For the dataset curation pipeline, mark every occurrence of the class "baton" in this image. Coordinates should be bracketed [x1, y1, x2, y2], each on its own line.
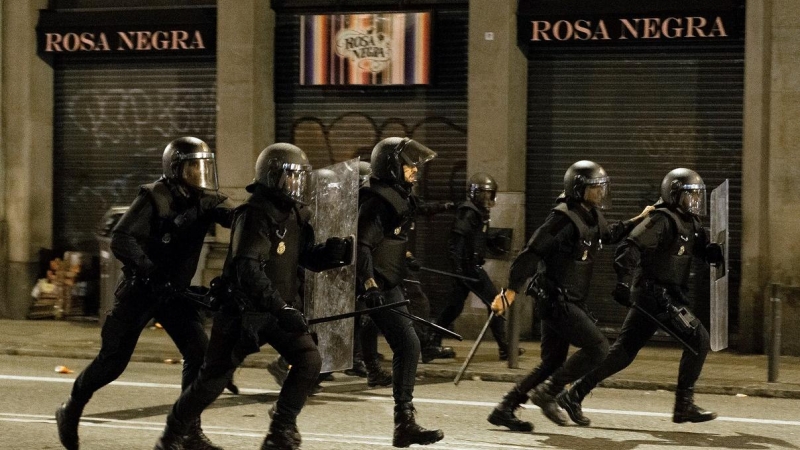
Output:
[632, 303, 699, 356]
[308, 300, 410, 325]
[390, 309, 463, 341]
[419, 266, 480, 283]
[453, 312, 493, 386]
[454, 289, 512, 385]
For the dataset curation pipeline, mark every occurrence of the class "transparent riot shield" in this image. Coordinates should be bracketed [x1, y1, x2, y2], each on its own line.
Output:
[304, 158, 359, 372]
[710, 180, 729, 351]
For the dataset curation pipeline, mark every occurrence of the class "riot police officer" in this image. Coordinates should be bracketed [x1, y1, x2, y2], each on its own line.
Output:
[357, 137, 444, 447]
[432, 173, 516, 360]
[56, 137, 232, 450]
[560, 168, 724, 425]
[487, 161, 653, 431]
[153, 143, 353, 450]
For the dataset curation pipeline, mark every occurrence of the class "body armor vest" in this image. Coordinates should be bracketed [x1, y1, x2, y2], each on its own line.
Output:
[361, 183, 414, 289]
[543, 202, 608, 300]
[641, 207, 698, 288]
[141, 180, 224, 286]
[455, 201, 490, 263]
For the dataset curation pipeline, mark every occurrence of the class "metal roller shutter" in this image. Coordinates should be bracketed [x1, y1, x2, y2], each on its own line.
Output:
[53, 57, 216, 252]
[274, 8, 469, 316]
[525, 42, 744, 334]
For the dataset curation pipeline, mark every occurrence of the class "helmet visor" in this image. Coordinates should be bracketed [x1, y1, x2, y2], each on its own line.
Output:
[679, 186, 707, 216]
[397, 139, 437, 168]
[181, 154, 219, 191]
[472, 189, 497, 209]
[280, 164, 312, 204]
[584, 178, 611, 210]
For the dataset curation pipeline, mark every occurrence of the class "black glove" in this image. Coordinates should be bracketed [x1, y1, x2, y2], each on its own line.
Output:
[612, 282, 632, 308]
[360, 287, 385, 308]
[276, 306, 308, 334]
[406, 256, 421, 272]
[324, 236, 354, 265]
[705, 243, 724, 265]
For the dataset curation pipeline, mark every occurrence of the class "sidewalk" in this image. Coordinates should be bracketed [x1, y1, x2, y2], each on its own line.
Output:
[1, 319, 799, 399]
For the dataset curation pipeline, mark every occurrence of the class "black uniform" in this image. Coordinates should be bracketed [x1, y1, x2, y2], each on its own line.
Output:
[510, 199, 639, 393]
[435, 200, 510, 357]
[74, 180, 231, 398]
[356, 181, 421, 403]
[569, 205, 713, 401]
[162, 186, 350, 440]
[59, 179, 231, 444]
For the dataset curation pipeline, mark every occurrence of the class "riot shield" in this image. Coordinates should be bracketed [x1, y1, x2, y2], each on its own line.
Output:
[710, 180, 729, 351]
[304, 158, 359, 372]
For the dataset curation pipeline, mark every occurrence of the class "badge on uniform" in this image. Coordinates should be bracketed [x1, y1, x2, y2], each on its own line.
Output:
[277, 241, 286, 255]
[162, 233, 171, 244]
[678, 245, 685, 256]
[581, 249, 589, 261]
[394, 227, 401, 235]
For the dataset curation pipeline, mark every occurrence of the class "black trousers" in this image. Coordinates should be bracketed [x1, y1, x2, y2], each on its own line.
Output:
[167, 309, 321, 433]
[516, 301, 609, 394]
[361, 287, 419, 405]
[70, 277, 208, 404]
[573, 292, 710, 397]
[435, 268, 506, 350]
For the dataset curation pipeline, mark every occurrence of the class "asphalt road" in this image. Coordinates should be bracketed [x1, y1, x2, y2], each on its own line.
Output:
[0, 354, 798, 450]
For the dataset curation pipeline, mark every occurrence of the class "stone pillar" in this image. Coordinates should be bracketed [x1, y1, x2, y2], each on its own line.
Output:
[455, 0, 529, 340]
[208, 0, 275, 280]
[740, 0, 773, 353]
[1, 0, 53, 319]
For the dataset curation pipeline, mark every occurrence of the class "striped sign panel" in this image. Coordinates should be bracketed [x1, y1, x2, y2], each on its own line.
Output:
[300, 12, 431, 85]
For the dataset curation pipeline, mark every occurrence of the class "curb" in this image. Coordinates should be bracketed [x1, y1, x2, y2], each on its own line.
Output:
[4, 347, 800, 400]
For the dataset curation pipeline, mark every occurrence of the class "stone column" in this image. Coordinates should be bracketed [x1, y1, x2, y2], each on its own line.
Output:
[455, 0, 529, 340]
[206, 0, 275, 284]
[1, 0, 53, 318]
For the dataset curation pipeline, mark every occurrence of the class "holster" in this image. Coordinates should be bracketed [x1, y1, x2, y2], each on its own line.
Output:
[527, 273, 568, 320]
[646, 281, 700, 334]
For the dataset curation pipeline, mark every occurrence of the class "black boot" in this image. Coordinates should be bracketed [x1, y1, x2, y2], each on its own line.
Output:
[498, 346, 526, 362]
[421, 333, 456, 364]
[365, 359, 392, 387]
[266, 357, 289, 387]
[487, 388, 534, 432]
[557, 388, 591, 426]
[392, 403, 444, 448]
[56, 396, 84, 450]
[529, 378, 568, 426]
[673, 388, 717, 423]
[344, 359, 368, 377]
[153, 423, 185, 450]
[261, 413, 301, 450]
[183, 418, 224, 450]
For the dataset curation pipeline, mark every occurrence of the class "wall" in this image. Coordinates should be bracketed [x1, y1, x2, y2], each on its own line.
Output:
[1, 0, 53, 319]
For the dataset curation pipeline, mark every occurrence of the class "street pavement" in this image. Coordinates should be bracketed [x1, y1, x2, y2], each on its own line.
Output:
[0, 319, 799, 399]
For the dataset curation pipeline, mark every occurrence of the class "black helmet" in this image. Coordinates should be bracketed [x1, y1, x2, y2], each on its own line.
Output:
[563, 160, 611, 210]
[247, 143, 312, 204]
[162, 137, 218, 191]
[370, 137, 436, 184]
[660, 168, 706, 216]
[358, 160, 372, 188]
[468, 172, 498, 209]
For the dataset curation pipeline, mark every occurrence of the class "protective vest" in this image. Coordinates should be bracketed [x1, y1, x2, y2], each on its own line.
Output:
[229, 195, 307, 308]
[361, 182, 414, 289]
[641, 207, 699, 288]
[141, 180, 226, 286]
[454, 201, 490, 264]
[543, 202, 608, 300]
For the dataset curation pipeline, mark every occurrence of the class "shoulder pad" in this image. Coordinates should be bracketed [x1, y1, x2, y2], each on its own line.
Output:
[140, 181, 172, 219]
